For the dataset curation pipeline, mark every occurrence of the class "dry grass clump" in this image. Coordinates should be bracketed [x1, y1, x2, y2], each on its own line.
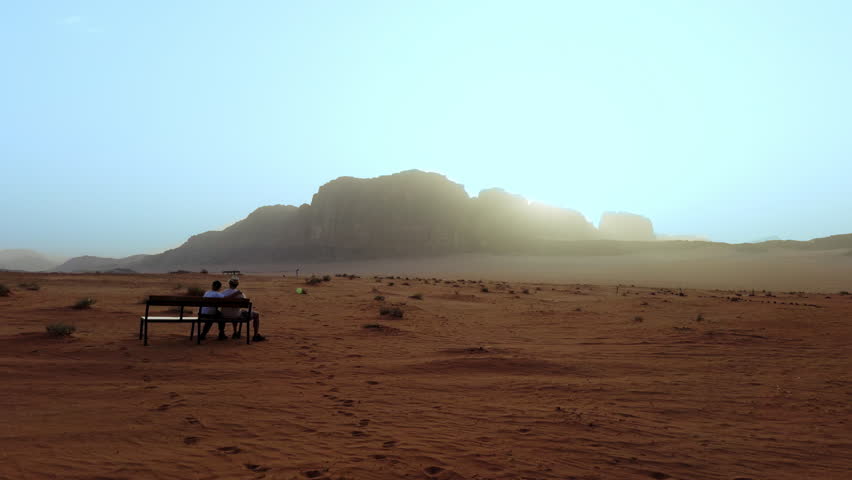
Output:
[72, 297, 96, 309]
[46, 323, 76, 337]
[185, 286, 205, 296]
[18, 282, 40, 291]
[322, 275, 331, 282]
[633, 315, 644, 323]
[409, 293, 423, 300]
[306, 276, 322, 285]
[0, 284, 10, 297]
[480, 287, 489, 293]
[379, 306, 404, 318]
[374, 295, 385, 301]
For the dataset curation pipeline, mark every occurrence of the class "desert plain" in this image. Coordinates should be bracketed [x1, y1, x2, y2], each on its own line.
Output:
[0, 270, 850, 480]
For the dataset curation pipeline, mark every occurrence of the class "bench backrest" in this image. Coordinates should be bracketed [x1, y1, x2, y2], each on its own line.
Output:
[146, 295, 251, 308]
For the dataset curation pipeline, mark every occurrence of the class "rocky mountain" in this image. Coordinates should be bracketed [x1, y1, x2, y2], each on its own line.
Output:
[0, 249, 65, 272]
[50, 170, 852, 273]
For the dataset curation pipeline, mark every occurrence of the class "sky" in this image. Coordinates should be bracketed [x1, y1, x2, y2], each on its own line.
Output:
[2, 0, 851, 258]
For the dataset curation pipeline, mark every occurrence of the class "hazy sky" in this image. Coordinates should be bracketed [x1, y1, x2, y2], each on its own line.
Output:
[2, 1, 851, 258]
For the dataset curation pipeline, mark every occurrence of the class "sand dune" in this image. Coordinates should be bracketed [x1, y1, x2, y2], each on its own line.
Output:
[0, 271, 850, 479]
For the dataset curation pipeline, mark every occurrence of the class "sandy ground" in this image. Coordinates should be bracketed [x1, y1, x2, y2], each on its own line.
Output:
[0, 271, 850, 480]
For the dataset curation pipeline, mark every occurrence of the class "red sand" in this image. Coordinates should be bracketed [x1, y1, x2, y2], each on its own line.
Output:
[1, 272, 850, 479]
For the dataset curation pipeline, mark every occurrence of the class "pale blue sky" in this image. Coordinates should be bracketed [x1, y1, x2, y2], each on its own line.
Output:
[2, 1, 850, 257]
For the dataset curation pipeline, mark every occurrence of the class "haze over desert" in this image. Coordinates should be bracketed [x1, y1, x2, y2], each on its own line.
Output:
[4, 1, 852, 478]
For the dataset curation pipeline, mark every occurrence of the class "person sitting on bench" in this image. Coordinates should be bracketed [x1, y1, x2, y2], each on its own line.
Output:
[222, 277, 266, 342]
[198, 280, 243, 341]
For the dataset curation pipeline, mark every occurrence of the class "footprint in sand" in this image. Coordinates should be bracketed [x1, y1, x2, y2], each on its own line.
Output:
[185, 416, 200, 425]
[183, 436, 200, 445]
[358, 419, 370, 427]
[217, 446, 242, 455]
[424, 466, 444, 476]
[351, 431, 367, 437]
[382, 440, 397, 448]
[302, 470, 324, 478]
[155, 404, 171, 411]
[244, 464, 270, 472]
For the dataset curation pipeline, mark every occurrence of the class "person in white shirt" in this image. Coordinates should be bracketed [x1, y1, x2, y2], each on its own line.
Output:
[221, 277, 265, 342]
[198, 280, 244, 341]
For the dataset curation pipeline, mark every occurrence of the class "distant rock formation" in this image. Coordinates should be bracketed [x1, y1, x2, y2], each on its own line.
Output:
[0, 249, 65, 272]
[598, 212, 655, 241]
[55, 170, 851, 272]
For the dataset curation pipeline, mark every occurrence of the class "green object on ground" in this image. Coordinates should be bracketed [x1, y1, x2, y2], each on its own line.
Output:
[296, 288, 304, 294]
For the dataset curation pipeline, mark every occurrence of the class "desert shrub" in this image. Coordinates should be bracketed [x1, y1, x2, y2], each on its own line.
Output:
[0, 284, 10, 297]
[401, 282, 410, 286]
[481, 287, 489, 293]
[388, 282, 395, 286]
[46, 323, 76, 337]
[363, 323, 383, 329]
[322, 275, 331, 282]
[379, 306, 403, 318]
[306, 276, 322, 285]
[200, 268, 208, 274]
[169, 270, 192, 274]
[574, 307, 583, 312]
[839, 291, 850, 295]
[374, 295, 385, 301]
[72, 297, 96, 309]
[185, 286, 205, 296]
[633, 316, 644, 323]
[695, 313, 705, 322]
[18, 282, 40, 291]
[522, 288, 530, 295]
[409, 293, 423, 300]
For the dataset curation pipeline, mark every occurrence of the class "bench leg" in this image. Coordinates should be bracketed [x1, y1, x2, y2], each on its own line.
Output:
[246, 319, 251, 344]
[143, 320, 149, 346]
[189, 321, 195, 340]
[139, 318, 143, 340]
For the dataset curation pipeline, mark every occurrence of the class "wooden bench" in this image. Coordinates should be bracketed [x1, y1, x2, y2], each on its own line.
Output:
[139, 295, 253, 346]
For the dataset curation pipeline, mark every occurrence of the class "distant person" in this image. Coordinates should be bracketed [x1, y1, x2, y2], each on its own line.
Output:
[222, 277, 265, 342]
[198, 280, 244, 341]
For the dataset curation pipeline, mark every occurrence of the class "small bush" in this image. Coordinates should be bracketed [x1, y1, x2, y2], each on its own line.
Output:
[322, 275, 331, 282]
[388, 282, 395, 286]
[480, 287, 489, 293]
[522, 288, 530, 295]
[46, 323, 76, 337]
[200, 268, 208, 274]
[633, 316, 644, 323]
[18, 282, 40, 291]
[379, 306, 404, 318]
[0, 284, 10, 297]
[306, 276, 322, 285]
[838, 291, 849, 295]
[185, 286, 205, 296]
[72, 297, 96, 309]
[374, 295, 385, 301]
[363, 323, 383, 329]
[695, 313, 705, 322]
[409, 293, 423, 300]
